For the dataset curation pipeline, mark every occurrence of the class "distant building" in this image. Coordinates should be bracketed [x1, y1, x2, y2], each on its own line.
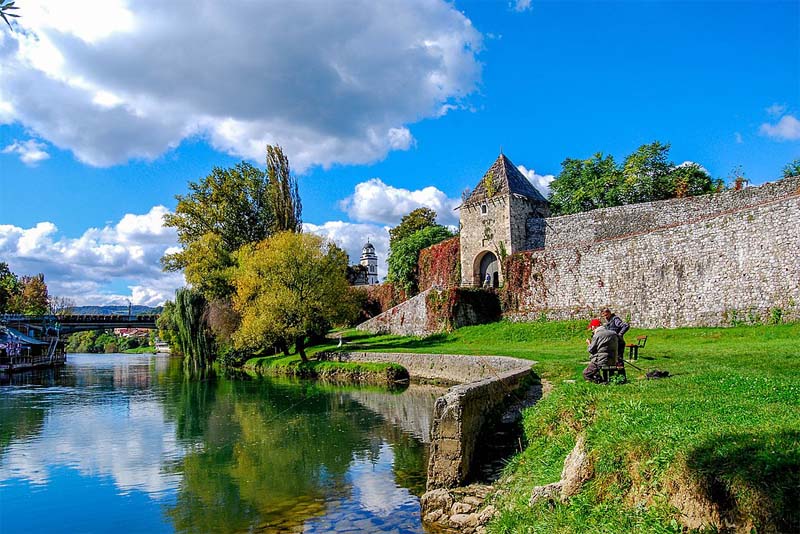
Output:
[351, 239, 378, 286]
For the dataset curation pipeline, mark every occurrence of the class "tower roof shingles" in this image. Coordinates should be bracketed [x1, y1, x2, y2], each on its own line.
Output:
[464, 154, 547, 205]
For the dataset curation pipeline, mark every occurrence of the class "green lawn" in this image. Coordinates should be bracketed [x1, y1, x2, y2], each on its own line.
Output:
[319, 320, 800, 533]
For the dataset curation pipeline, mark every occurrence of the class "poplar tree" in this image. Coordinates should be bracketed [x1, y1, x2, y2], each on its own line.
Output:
[266, 145, 302, 233]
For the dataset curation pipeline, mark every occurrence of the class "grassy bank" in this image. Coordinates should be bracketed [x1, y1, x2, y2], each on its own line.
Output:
[122, 346, 157, 354]
[243, 354, 409, 385]
[327, 320, 800, 532]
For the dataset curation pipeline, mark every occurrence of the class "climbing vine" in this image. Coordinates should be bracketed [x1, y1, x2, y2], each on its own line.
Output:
[484, 171, 497, 197]
[418, 237, 461, 291]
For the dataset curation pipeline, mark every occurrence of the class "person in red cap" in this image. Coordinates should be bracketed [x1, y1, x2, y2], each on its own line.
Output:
[583, 317, 619, 383]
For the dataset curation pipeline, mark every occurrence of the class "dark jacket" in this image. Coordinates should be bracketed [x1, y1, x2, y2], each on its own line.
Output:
[588, 326, 619, 366]
[605, 314, 629, 338]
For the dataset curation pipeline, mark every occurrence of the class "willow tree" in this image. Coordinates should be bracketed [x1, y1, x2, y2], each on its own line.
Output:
[232, 232, 354, 361]
[175, 288, 215, 375]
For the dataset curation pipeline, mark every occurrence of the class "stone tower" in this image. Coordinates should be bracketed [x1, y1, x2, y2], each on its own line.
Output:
[360, 240, 379, 285]
[459, 154, 550, 287]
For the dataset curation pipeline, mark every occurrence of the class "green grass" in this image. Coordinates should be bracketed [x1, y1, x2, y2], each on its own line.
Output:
[324, 320, 800, 532]
[243, 353, 409, 384]
[122, 346, 157, 354]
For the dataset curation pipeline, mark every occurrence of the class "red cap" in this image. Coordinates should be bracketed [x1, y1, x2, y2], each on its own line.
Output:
[588, 318, 602, 330]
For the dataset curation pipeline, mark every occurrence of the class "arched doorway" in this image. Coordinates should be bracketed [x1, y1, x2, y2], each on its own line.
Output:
[475, 251, 499, 288]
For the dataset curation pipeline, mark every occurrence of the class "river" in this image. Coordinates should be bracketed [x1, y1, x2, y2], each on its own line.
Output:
[0, 353, 446, 533]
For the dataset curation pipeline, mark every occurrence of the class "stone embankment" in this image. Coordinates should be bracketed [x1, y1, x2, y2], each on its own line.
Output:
[317, 350, 536, 533]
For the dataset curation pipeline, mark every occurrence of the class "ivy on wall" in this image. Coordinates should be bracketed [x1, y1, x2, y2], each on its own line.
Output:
[500, 252, 557, 314]
[418, 237, 461, 292]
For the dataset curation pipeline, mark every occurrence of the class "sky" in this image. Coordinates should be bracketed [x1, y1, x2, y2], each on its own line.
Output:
[1, 0, 798, 307]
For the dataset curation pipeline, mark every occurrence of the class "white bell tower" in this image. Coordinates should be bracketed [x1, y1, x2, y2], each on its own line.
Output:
[360, 240, 379, 285]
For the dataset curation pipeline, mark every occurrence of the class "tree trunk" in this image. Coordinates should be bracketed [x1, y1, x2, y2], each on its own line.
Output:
[296, 336, 307, 362]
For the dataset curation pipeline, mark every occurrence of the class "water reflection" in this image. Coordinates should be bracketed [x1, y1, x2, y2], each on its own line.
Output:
[0, 353, 440, 533]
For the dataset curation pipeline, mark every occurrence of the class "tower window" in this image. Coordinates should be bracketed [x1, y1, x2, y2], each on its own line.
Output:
[480, 203, 487, 215]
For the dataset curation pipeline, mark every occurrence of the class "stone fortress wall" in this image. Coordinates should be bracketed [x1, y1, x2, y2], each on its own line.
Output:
[508, 176, 800, 327]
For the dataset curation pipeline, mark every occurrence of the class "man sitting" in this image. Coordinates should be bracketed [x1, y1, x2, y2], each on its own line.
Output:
[583, 318, 619, 383]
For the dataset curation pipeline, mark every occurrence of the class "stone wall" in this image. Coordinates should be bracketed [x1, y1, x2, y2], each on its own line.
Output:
[426, 366, 531, 489]
[356, 288, 502, 337]
[317, 350, 533, 490]
[356, 288, 433, 336]
[318, 351, 531, 384]
[505, 189, 800, 327]
[529, 176, 800, 249]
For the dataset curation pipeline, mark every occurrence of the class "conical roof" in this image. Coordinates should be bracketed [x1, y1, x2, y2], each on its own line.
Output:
[464, 154, 547, 205]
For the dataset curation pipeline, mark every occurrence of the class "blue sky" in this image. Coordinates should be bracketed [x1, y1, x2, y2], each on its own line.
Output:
[1, 0, 798, 306]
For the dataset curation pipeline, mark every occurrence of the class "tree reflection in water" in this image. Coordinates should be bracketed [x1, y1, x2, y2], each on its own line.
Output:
[162, 373, 432, 533]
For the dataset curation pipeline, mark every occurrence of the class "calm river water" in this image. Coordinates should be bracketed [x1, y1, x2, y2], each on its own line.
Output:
[0, 353, 445, 533]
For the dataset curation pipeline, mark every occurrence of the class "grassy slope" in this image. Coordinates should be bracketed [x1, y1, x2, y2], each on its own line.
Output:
[324, 320, 800, 533]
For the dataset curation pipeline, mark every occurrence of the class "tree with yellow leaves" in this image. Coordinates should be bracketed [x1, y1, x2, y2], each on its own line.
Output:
[232, 232, 354, 361]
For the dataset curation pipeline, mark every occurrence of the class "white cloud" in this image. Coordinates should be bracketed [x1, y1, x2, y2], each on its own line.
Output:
[510, 0, 533, 12]
[304, 220, 390, 280]
[0, 206, 183, 306]
[517, 164, 555, 197]
[676, 160, 710, 174]
[766, 103, 787, 117]
[760, 114, 800, 141]
[2, 138, 50, 165]
[734, 132, 743, 144]
[339, 178, 460, 226]
[1, 0, 482, 171]
[0, 387, 187, 497]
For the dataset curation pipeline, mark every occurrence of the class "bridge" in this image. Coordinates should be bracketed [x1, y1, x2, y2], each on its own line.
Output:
[0, 313, 159, 335]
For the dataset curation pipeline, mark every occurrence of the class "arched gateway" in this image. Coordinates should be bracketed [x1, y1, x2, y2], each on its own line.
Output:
[474, 250, 499, 288]
[458, 153, 550, 287]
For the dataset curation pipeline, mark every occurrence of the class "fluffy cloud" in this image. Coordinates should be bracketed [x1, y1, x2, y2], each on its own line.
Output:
[340, 178, 460, 226]
[517, 164, 555, 197]
[0, 206, 183, 306]
[759, 114, 800, 141]
[2, 138, 50, 165]
[0, 0, 482, 171]
[0, 391, 186, 496]
[304, 220, 390, 280]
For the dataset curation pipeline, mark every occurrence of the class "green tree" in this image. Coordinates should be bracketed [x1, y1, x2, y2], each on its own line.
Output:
[389, 207, 438, 248]
[232, 232, 354, 361]
[549, 142, 720, 215]
[782, 158, 800, 178]
[175, 288, 216, 376]
[670, 163, 722, 198]
[157, 300, 180, 348]
[548, 153, 622, 215]
[387, 225, 454, 294]
[619, 141, 674, 204]
[266, 145, 302, 233]
[0, 262, 19, 313]
[66, 330, 99, 353]
[181, 233, 236, 300]
[162, 162, 275, 297]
